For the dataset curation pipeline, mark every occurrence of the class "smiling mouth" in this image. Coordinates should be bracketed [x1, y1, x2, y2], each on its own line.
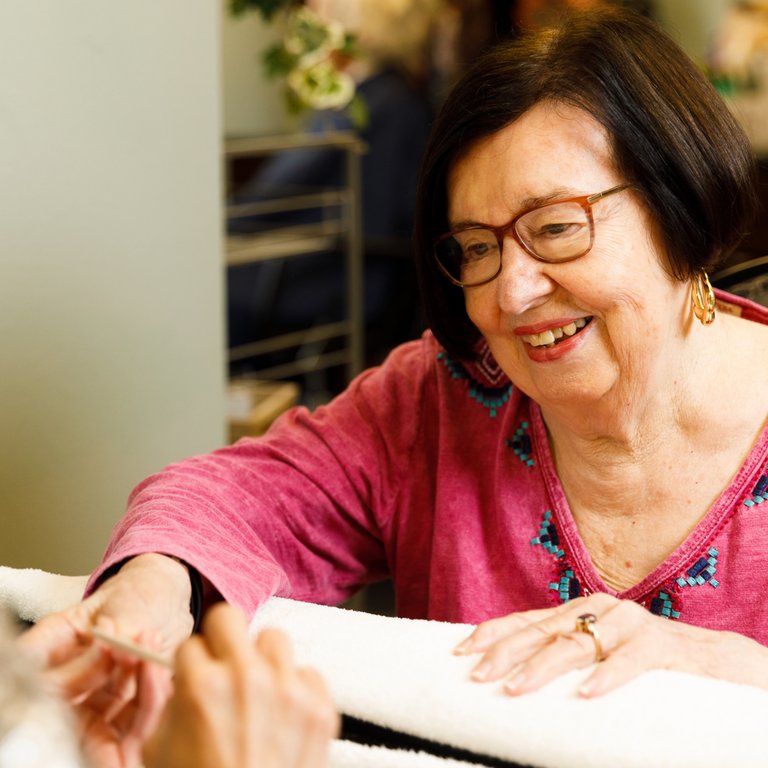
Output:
[521, 317, 593, 348]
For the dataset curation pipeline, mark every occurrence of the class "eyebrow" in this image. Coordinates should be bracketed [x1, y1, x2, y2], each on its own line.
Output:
[448, 188, 579, 230]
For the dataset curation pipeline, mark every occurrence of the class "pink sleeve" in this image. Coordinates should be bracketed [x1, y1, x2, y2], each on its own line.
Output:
[86, 337, 433, 618]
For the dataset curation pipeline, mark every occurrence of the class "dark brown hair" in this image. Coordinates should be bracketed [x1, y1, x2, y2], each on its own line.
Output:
[413, 8, 758, 359]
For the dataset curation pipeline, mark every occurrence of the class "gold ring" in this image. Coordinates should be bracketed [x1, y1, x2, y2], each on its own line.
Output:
[575, 612, 604, 663]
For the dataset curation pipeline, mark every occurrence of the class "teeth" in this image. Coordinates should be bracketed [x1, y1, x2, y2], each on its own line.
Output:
[522, 318, 591, 347]
[538, 330, 555, 345]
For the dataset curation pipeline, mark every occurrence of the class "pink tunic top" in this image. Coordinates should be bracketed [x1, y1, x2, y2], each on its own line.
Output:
[89, 291, 768, 641]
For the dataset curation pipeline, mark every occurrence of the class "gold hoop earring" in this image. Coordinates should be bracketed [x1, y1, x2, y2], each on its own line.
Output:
[691, 271, 716, 326]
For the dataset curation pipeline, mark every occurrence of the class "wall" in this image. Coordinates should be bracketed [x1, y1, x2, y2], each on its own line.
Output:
[221, 5, 291, 136]
[653, 0, 731, 63]
[0, 1, 226, 574]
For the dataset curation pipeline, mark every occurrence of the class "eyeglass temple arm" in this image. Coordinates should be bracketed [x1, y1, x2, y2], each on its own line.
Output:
[586, 183, 630, 204]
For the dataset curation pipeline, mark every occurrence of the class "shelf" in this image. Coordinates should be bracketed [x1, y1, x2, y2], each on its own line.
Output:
[228, 321, 350, 362]
[226, 189, 348, 219]
[226, 222, 345, 266]
[225, 131, 366, 157]
[224, 131, 365, 388]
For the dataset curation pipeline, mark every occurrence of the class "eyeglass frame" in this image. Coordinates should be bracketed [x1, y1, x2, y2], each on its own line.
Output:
[433, 183, 631, 287]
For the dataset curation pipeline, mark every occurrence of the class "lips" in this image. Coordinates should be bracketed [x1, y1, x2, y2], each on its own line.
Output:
[520, 317, 592, 348]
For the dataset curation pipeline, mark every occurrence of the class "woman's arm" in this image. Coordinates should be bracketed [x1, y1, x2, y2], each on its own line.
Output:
[87, 337, 431, 617]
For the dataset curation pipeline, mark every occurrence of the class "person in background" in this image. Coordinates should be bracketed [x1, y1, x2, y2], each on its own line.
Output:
[228, 0, 439, 373]
[21, 3, 768, 756]
[16, 602, 337, 768]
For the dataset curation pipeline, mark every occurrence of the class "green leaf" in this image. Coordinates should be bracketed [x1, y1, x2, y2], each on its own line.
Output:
[340, 32, 359, 57]
[346, 93, 369, 131]
[229, 0, 297, 22]
[284, 87, 308, 116]
[262, 44, 297, 78]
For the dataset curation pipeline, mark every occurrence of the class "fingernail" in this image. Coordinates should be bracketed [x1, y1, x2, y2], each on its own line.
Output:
[471, 660, 491, 681]
[504, 670, 526, 694]
[578, 678, 595, 697]
[453, 638, 473, 655]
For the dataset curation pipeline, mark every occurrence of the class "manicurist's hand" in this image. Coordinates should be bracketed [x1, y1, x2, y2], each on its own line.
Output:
[143, 602, 339, 768]
[18, 553, 194, 767]
[454, 594, 768, 697]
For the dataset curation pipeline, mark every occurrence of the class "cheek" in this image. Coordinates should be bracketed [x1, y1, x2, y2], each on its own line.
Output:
[463, 285, 496, 329]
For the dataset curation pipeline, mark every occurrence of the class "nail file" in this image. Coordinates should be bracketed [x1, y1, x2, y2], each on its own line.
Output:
[90, 626, 174, 669]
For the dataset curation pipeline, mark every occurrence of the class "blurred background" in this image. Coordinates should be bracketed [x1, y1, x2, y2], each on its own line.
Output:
[1, 0, 766, 576]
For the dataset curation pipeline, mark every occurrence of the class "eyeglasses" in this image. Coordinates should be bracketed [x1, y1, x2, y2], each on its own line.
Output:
[434, 183, 630, 287]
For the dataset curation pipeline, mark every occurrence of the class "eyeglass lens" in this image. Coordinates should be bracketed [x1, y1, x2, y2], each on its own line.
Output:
[436, 200, 592, 286]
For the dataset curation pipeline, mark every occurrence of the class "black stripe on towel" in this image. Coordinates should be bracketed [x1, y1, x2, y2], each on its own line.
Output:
[341, 714, 536, 767]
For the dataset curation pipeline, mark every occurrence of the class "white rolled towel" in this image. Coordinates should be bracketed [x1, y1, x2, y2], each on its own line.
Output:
[0, 567, 87, 623]
[252, 597, 768, 768]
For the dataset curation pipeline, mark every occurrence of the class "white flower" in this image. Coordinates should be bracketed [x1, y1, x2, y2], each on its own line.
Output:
[287, 60, 355, 110]
[283, 7, 344, 61]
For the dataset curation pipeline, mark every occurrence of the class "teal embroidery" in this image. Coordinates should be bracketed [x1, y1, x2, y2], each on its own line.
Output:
[437, 351, 512, 417]
[505, 421, 534, 467]
[743, 468, 768, 508]
[531, 511, 582, 602]
[676, 547, 719, 589]
[549, 567, 581, 603]
[531, 510, 562, 556]
[649, 590, 681, 619]
[648, 547, 720, 621]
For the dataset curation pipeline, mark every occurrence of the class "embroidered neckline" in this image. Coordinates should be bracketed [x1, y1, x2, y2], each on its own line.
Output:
[527, 403, 768, 606]
[437, 350, 512, 418]
[531, 509, 721, 620]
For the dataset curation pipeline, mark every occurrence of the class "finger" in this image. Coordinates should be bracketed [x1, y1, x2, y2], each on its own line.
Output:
[252, 631, 308, 766]
[503, 632, 599, 695]
[455, 600, 585, 655]
[575, 616, 676, 698]
[293, 667, 340, 768]
[41, 643, 114, 702]
[122, 661, 174, 750]
[172, 634, 216, 698]
[100, 660, 140, 724]
[577, 645, 648, 697]
[200, 602, 250, 663]
[297, 666, 340, 738]
[469, 628, 558, 682]
[262, 663, 337, 768]
[18, 607, 94, 668]
[254, 627, 295, 678]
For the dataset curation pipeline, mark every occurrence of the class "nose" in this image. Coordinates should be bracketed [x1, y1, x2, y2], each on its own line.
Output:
[494, 234, 557, 315]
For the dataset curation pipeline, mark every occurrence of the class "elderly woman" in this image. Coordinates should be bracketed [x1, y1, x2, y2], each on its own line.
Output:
[24, 5, 768, 745]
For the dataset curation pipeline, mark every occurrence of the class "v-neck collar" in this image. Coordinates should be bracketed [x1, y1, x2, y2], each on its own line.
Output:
[527, 401, 768, 601]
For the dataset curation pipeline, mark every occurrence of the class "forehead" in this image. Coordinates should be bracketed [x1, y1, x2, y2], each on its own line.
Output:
[446, 102, 616, 222]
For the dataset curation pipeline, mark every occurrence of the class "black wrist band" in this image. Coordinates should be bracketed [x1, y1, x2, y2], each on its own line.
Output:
[185, 561, 204, 634]
[97, 555, 203, 633]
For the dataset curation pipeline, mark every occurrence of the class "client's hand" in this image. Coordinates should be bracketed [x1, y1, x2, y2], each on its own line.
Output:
[18, 553, 194, 767]
[454, 594, 768, 697]
[143, 602, 339, 768]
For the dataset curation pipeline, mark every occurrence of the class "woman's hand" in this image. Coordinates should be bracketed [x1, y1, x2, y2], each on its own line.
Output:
[454, 594, 768, 697]
[143, 602, 339, 768]
[67, 651, 172, 768]
[18, 553, 195, 767]
[21, 553, 195, 665]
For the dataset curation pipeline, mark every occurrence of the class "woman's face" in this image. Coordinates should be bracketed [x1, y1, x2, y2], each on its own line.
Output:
[447, 101, 688, 410]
